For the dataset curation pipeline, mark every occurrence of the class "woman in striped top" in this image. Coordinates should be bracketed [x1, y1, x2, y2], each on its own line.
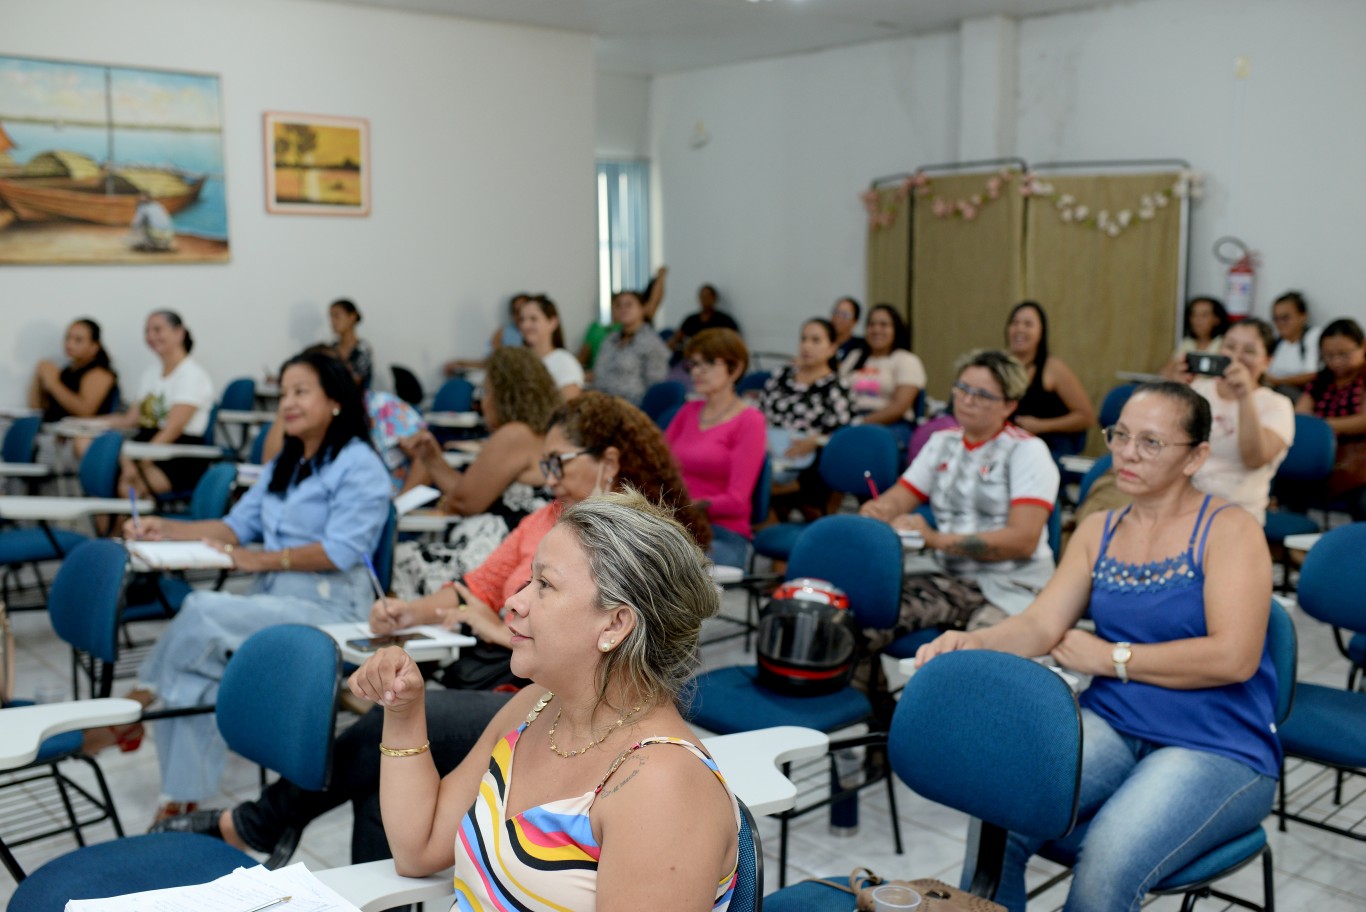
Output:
[348, 489, 741, 911]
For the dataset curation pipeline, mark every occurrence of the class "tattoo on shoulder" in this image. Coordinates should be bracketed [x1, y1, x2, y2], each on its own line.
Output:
[955, 535, 1001, 561]
[598, 753, 648, 800]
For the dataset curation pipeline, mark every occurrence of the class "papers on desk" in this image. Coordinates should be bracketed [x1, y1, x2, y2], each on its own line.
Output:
[126, 541, 235, 570]
[67, 863, 363, 912]
[393, 485, 441, 516]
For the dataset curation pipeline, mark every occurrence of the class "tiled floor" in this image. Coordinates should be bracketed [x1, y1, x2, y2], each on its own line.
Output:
[3, 576, 1366, 910]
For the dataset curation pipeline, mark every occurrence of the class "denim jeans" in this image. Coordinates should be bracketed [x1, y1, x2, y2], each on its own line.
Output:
[708, 525, 752, 570]
[992, 708, 1277, 912]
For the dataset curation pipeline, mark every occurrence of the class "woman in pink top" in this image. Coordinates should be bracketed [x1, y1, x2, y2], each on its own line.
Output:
[665, 328, 767, 568]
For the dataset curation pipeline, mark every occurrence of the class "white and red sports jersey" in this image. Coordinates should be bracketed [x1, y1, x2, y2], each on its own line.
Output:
[899, 424, 1059, 577]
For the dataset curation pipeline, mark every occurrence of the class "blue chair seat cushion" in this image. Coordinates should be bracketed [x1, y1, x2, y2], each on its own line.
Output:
[1278, 683, 1366, 767]
[0, 527, 89, 563]
[1152, 827, 1267, 892]
[688, 665, 871, 734]
[762, 877, 853, 911]
[1263, 511, 1321, 543]
[9, 833, 254, 911]
[753, 523, 804, 561]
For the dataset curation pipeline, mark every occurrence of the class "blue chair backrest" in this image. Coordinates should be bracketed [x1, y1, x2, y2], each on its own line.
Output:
[730, 801, 762, 912]
[432, 377, 475, 413]
[750, 454, 772, 527]
[737, 371, 771, 396]
[48, 540, 128, 667]
[2, 416, 41, 463]
[788, 515, 902, 629]
[1276, 414, 1336, 482]
[641, 381, 687, 423]
[1268, 598, 1296, 726]
[655, 403, 682, 431]
[79, 431, 124, 498]
[819, 424, 900, 497]
[217, 625, 340, 792]
[1098, 383, 1137, 429]
[1296, 523, 1366, 634]
[220, 377, 256, 411]
[1047, 498, 1062, 559]
[891, 650, 1081, 841]
[248, 421, 273, 465]
[373, 504, 399, 592]
[188, 462, 238, 521]
[1076, 453, 1114, 505]
[391, 365, 425, 407]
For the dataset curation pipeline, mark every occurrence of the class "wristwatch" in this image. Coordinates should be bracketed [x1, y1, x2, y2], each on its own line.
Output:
[1112, 642, 1133, 684]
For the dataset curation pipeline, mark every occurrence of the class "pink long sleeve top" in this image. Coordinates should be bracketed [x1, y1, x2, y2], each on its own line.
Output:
[664, 400, 767, 539]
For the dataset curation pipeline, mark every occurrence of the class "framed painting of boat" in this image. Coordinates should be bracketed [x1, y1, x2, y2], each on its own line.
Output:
[263, 112, 370, 216]
[0, 54, 229, 264]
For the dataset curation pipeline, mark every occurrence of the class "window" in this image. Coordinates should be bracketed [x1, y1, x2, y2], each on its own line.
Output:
[596, 160, 651, 322]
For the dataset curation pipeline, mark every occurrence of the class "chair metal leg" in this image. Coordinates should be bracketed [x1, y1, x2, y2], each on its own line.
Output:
[1277, 762, 1288, 832]
[1262, 844, 1275, 912]
[77, 754, 125, 838]
[883, 747, 903, 855]
[0, 836, 26, 882]
[49, 768, 85, 848]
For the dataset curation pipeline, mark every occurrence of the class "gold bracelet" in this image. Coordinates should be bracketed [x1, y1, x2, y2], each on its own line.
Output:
[280, 548, 291, 571]
[379, 741, 430, 758]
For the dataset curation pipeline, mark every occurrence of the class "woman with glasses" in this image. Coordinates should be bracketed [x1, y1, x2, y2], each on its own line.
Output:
[390, 347, 559, 599]
[152, 393, 712, 861]
[916, 381, 1278, 912]
[665, 328, 766, 568]
[860, 349, 1059, 634]
[1295, 318, 1366, 519]
[1267, 291, 1322, 397]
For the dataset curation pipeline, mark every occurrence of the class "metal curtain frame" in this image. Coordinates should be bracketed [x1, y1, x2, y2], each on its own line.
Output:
[1029, 158, 1194, 350]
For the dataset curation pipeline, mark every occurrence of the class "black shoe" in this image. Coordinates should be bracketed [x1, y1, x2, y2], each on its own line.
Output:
[148, 808, 226, 840]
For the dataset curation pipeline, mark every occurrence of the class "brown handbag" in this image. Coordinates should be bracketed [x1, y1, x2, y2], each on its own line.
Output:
[807, 867, 1006, 912]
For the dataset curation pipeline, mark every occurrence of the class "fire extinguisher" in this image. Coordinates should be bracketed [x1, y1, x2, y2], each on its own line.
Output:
[1215, 236, 1257, 320]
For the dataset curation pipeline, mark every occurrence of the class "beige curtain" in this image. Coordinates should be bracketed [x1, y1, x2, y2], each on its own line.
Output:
[910, 173, 1025, 400]
[1023, 173, 1183, 450]
[865, 187, 911, 315]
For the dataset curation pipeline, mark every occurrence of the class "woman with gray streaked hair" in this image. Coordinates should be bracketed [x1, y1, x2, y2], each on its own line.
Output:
[860, 348, 1060, 635]
[349, 489, 745, 911]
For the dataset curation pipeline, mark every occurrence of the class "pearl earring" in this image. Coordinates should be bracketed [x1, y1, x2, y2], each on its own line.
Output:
[600, 642, 611, 652]
[332, 407, 341, 416]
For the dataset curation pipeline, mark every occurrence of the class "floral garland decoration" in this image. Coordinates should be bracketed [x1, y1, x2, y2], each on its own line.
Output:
[861, 169, 1017, 229]
[1018, 170, 1204, 238]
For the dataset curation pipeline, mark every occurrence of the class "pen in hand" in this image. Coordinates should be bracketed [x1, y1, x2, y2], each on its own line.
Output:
[128, 485, 141, 538]
[362, 554, 388, 613]
[863, 470, 880, 500]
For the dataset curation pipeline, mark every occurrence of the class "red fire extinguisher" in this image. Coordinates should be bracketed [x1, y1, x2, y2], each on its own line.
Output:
[1215, 236, 1257, 320]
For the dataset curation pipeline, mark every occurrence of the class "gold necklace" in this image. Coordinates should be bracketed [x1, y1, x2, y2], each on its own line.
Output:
[545, 702, 643, 758]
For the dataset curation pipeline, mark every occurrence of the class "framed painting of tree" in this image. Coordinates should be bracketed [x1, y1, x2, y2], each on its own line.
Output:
[263, 111, 369, 216]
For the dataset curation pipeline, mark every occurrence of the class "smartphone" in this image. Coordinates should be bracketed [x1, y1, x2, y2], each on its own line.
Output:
[1185, 352, 1231, 376]
[344, 632, 433, 652]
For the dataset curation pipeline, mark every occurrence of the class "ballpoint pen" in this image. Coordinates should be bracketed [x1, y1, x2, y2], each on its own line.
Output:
[863, 470, 879, 500]
[362, 553, 387, 610]
[242, 897, 290, 912]
[128, 484, 141, 537]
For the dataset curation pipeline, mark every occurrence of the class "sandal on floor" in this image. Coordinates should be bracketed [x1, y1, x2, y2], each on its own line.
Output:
[150, 800, 200, 826]
[82, 722, 145, 755]
[148, 807, 224, 839]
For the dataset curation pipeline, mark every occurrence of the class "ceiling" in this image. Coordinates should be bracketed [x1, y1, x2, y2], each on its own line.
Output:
[328, 0, 1122, 74]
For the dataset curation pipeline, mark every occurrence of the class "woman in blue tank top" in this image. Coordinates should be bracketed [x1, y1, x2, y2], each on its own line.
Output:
[916, 381, 1279, 912]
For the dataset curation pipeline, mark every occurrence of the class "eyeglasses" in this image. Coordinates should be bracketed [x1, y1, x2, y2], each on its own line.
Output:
[1102, 426, 1195, 459]
[686, 358, 719, 373]
[539, 449, 593, 479]
[951, 381, 1005, 404]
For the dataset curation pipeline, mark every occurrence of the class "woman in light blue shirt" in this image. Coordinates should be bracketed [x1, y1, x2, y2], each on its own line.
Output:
[95, 348, 392, 822]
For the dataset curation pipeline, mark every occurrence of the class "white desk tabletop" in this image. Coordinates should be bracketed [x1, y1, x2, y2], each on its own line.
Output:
[216, 409, 278, 425]
[0, 407, 41, 419]
[1283, 532, 1322, 553]
[0, 495, 153, 521]
[123, 441, 225, 461]
[397, 511, 460, 534]
[424, 411, 482, 429]
[1060, 455, 1097, 475]
[44, 419, 112, 438]
[321, 622, 477, 667]
[257, 383, 281, 399]
[314, 861, 454, 912]
[441, 451, 477, 468]
[1, 698, 143, 770]
[0, 461, 52, 477]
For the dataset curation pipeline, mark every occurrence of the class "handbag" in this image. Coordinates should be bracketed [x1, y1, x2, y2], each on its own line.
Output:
[804, 867, 1005, 912]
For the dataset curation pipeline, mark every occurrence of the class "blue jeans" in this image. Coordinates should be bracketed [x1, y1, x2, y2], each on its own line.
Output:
[708, 525, 752, 570]
[993, 708, 1277, 912]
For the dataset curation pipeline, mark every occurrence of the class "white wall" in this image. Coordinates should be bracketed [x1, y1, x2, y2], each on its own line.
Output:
[0, 0, 596, 405]
[649, 33, 959, 354]
[651, 0, 1366, 355]
[596, 71, 651, 159]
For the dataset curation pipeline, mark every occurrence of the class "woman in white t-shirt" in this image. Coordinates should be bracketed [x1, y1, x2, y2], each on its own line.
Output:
[517, 294, 582, 400]
[97, 310, 216, 497]
[1267, 290, 1323, 398]
[840, 304, 926, 452]
[1187, 318, 1294, 525]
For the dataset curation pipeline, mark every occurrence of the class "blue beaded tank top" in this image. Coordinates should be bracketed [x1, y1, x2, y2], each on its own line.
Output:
[1080, 495, 1281, 778]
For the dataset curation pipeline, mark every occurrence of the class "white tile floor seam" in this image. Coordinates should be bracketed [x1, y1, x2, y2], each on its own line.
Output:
[3, 575, 1365, 909]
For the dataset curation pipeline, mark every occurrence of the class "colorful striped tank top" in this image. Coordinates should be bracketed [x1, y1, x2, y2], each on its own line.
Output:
[451, 719, 740, 911]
